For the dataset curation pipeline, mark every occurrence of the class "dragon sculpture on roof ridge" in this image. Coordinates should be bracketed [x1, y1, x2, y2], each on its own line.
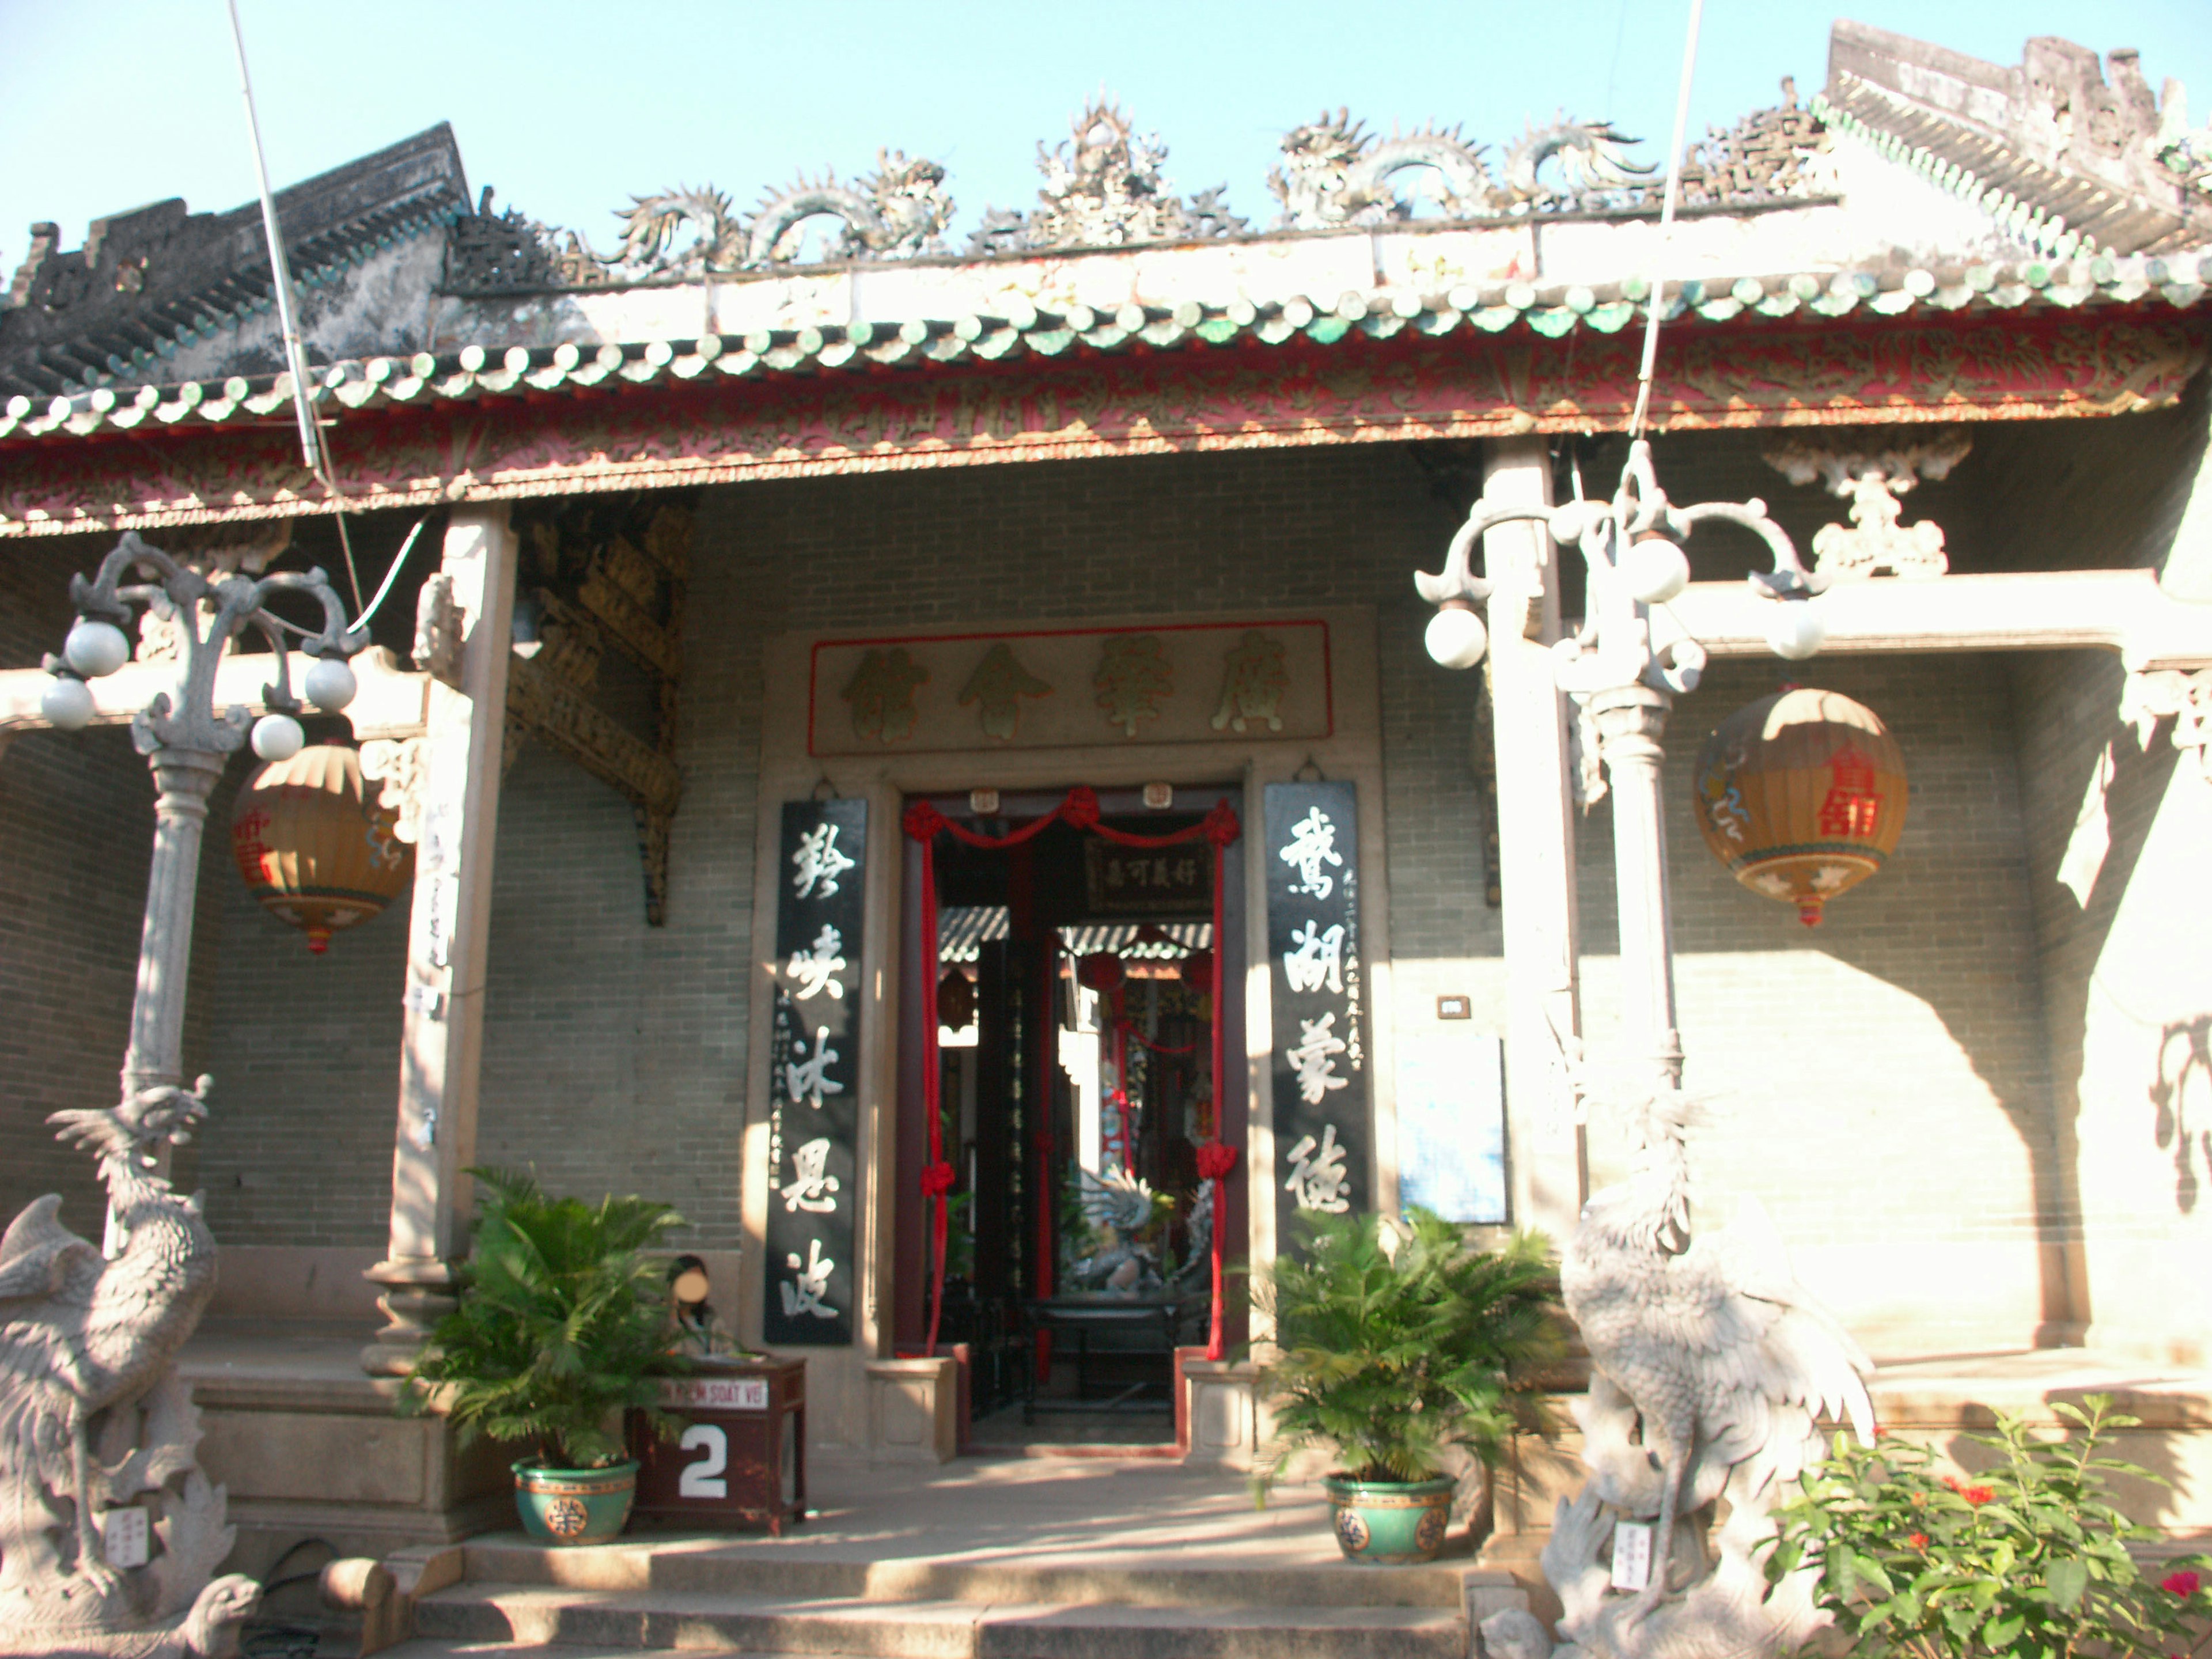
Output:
[451, 150, 956, 288]
[1271, 107, 1657, 228]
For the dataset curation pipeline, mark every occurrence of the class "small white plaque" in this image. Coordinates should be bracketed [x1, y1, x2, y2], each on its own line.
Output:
[659, 1375, 769, 1412]
[101, 1506, 149, 1570]
[1610, 1520, 1653, 1592]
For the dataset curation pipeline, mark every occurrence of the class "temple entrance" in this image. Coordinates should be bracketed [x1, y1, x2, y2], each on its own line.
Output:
[895, 787, 1247, 1448]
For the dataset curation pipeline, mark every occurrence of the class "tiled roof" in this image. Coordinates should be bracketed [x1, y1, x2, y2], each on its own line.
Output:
[1818, 87, 2174, 259]
[4, 250, 2205, 449]
[0, 126, 469, 400]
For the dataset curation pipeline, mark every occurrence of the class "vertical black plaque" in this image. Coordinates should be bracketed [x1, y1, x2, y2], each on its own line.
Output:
[763, 799, 866, 1346]
[1265, 781, 1370, 1247]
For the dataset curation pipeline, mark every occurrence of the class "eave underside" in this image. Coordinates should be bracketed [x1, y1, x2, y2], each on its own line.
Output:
[0, 311, 2201, 537]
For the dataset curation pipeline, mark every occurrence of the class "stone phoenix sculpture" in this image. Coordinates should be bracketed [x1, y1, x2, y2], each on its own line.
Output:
[0, 1085, 258, 1658]
[1540, 1082, 1874, 1659]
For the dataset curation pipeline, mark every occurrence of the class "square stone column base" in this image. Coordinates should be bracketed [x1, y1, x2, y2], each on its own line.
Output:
[1179, 1354, 1265, 1468]
[865, 1357, 959, 1463]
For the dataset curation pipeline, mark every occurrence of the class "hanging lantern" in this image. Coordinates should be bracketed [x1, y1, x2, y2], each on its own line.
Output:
[231, 744, 413, 953]
[1179, 948, 1215, 994]
[1077, 952, 1124, 994]
[1690, 687, 1908, 927]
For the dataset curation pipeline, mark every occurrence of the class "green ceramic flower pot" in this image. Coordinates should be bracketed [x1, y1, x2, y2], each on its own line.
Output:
[513, 1459, 639, 1546]
[1323, 1474, 1456, 1565]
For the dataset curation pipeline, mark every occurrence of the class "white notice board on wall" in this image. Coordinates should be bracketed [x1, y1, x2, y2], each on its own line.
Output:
[1395, 1031, 1507, 1224]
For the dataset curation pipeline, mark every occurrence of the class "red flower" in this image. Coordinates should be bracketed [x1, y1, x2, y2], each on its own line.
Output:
[1962, 1485, 1995, 1507]
[1907, 1532, 1929, 1551]
[2163, 1571, 2202, 1598]
[1941, 1475, 1962, 1492]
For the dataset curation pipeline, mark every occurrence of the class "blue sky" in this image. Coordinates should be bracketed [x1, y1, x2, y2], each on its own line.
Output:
[2, 2, 2208, 278]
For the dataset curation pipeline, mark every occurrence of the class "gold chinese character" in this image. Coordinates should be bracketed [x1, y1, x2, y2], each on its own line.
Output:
[1212, 631, 1289, 733]
[1094, 634, 1173, 737]
[842, 647, 930, 743]
[960, 642, 1052, 741]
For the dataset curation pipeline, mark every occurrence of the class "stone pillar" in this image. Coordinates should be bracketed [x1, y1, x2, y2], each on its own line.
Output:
[120, 748, 229, 1099]
[1588, 684, 1683, 1100]
[362, 507, 518, 1376]
[1480, 437, 1588, 1235]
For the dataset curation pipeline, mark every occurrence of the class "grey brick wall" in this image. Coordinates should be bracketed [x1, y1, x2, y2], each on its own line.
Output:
[37, 407, 2195, 1364]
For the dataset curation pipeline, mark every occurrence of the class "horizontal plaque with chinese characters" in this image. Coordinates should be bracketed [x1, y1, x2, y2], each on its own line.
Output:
[763, 800, 865, 1347]
[1085, 839, 1213, 917]
[808, 620, 1333, 755]
[1264, 781, 1370, 1248]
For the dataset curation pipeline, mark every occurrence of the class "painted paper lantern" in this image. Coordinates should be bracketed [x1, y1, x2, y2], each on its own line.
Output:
[1690, 687, 1907, 927]
[231, 744, 412, 952]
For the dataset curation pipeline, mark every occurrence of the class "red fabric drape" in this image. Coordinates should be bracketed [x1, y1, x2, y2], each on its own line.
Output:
[902, 787, 1243, 1363]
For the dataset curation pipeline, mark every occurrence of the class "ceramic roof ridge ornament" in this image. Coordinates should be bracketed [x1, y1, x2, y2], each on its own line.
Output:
[465, 149, 959, 286]
[1269, 108, 1656, 229]
[968, 97, 1248, 255]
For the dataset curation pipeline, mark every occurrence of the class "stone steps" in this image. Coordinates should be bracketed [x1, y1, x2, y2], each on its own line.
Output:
[412, 1584, 1470, 1659]
[455, 1536, 1469, 1610]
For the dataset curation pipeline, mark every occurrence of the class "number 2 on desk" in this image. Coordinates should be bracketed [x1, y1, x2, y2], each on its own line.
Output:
[679, 1423, 729, 1499]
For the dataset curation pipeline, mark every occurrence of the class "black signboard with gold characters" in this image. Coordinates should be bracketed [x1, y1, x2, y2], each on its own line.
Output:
[1264, 781, 1370, 1247]
[1084, 838, 1213, 916]
[763, 800, 866, 1346]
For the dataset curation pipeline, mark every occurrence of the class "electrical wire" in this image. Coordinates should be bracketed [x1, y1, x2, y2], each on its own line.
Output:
[223, 0, 365, 614]
[1627, 0, 1707, 441]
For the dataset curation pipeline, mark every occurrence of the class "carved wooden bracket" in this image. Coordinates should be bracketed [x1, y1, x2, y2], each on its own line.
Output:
[502, 502, 690, 923]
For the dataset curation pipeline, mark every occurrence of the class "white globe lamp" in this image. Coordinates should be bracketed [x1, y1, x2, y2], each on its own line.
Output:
[63, 618, 131, 679]
[250, 713, 305, 762]
[304, 656, 358, 713]
[1425, 602, 1489, 670]
[41, 676, 96, 731]
[1764, 599, 1828, 661]
[1620, 532, 1691, 605]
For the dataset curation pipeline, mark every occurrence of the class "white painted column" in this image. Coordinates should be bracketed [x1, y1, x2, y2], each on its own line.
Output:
[362, 506, 518, 1376]
[1479, 437, 1588, 1236]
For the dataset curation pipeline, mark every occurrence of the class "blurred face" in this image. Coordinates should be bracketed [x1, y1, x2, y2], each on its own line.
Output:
[672, 1267, 711, 1306]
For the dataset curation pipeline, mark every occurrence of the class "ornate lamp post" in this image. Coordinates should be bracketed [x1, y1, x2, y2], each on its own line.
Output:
[1416, 439, 1825, 1103]
[40, 529, 369, 1142]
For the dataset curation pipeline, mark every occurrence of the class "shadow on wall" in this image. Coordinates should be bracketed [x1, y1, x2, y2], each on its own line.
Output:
[1628, 654, 2071, 1347]
[2152, 1016, 2212, 1215]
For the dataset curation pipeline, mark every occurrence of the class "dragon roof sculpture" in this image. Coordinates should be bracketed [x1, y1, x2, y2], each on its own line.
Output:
[452, 149, 956, 287]
[1268, 109, 1657, 228]
[968, 99, 1247, 255]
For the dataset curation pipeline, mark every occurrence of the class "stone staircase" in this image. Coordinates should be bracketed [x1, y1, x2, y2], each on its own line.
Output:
[396, 1530, 1521, 1658]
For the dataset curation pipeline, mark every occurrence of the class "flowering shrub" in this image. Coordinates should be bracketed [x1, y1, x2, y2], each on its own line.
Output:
[1768, 1393, 2212, 1659]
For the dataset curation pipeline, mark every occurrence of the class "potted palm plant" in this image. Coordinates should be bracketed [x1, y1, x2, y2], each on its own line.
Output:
[1255, 1208, 1560, 1565]
[401, 1169, 687, 1545]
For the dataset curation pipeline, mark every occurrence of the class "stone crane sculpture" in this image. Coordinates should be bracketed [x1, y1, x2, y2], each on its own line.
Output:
[1537, 1084, 1873, 1659]
[1, 1081, 258, 1658]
